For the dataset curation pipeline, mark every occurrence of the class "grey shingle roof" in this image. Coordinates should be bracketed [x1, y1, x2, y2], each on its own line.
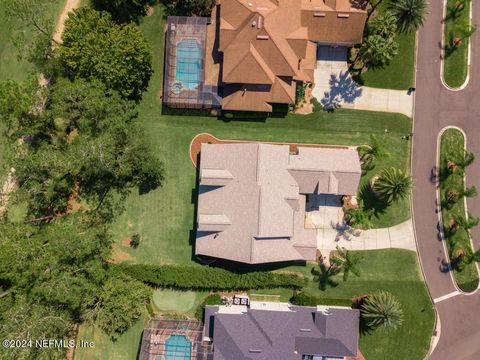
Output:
[205, 303, 359, 360]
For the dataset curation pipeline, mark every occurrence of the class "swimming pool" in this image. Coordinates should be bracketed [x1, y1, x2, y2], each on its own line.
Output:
[176, 39, 202, 90]
[164, 334, 192, 360]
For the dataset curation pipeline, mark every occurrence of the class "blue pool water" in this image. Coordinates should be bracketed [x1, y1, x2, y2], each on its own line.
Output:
[176, 39, 202, 90]
[164, 334, 192, 360]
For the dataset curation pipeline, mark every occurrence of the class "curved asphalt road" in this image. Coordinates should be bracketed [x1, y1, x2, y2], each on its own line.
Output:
[413, 1, 480, 359]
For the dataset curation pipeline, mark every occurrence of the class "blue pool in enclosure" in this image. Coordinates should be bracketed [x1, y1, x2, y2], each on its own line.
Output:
[164, 334, 192, 360]
[175, 39, 202, 90]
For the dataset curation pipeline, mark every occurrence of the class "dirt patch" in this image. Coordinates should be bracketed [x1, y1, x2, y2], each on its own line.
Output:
[122, 237, 132, 247]
[110, 246, 134, 262]
[294, 85, 313, 114]
[53, 0, 82, 44]
[189, 133, 350, 168]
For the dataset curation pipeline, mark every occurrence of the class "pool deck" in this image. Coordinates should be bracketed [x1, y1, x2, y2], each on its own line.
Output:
[204, 4, 221, 87]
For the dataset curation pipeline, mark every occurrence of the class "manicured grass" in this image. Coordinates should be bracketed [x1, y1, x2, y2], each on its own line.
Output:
[0, 0, 65, 82]
[75, 311, 147, 360]
[152, 289, 209, 316]
[443, 0, 470, 88]
[439, 128, 479, 292]
[110, 4, 412, 266]
[353, 0, 416, 90]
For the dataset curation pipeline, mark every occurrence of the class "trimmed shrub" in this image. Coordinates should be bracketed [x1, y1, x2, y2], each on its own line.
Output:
[290, 292, 353, 307]
[311, 97, 323, 113]
[195, 293, 221, 321]
[112, 263, 306, 290]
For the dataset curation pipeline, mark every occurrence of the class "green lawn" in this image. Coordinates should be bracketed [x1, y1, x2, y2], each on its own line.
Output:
[353, 0, 416, 90]
[75, 311, 147, 360]
[0, 0, 65, 82]
[443, 0, 470, 88]
[152, 289, 209, 317]
[111, 4, 412, 266]
[439, 128, 479, 292]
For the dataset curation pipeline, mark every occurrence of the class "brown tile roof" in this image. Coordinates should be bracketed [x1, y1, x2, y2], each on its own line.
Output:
[195, 142, 361, 264]
[217, 0, 366, 111]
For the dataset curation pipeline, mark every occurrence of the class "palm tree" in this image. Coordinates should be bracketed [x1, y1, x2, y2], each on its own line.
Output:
[361, 291, 404, 330]
[445, 0, 468, 22]
[455, 213, 480, 231]
[358, 135, 389, 171]
[453, 20, 477, 47]
[331, 246, 362, 281]
[388, 0, 428, 33]
[312, 263, 341, 291]
[458, 150, 475, 170]
[373, 167, 413, 203]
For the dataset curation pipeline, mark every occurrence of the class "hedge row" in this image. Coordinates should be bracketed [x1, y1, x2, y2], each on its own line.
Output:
[290, 292, 353, 308]
[112, 263, 306, 290]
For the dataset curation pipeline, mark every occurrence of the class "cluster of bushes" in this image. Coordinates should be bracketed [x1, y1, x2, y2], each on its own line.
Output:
[290, 292, 353, 307]
[194, 293, 221, 321]
[113, 263, 306, 290]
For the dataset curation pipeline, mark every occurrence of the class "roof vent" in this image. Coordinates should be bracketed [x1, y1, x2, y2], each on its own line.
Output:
[248, 2, 253, 6]
[256, 35, 269, 40]
[338, 13, 350, 18]
[314, 12, 326, 17]
[249, 349, 262, 353]
[252, 20, 257, 27]
[299, 328, 312, 332]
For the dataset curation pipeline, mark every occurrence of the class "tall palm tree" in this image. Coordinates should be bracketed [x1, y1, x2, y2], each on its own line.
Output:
[373, 167, 413, 203]
[361, 291, 404, 330]
[331, 246, 362, 281]
[388, 0, 428, 33]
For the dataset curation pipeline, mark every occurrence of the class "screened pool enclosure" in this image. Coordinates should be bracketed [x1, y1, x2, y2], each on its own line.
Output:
[163, 17, 221, 109]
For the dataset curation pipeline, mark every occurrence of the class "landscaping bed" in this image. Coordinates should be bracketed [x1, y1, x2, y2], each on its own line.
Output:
[439, 128, 479, 292]
[352, 0, 416, 90]
[443, 0, 471, 88]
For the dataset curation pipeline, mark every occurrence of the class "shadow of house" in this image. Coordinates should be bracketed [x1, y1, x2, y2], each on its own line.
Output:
[321, 71, 363, 110]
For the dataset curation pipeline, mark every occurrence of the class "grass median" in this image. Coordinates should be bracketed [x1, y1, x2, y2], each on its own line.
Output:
[443, 0, 471, 88]
[439, 128, 479, 292]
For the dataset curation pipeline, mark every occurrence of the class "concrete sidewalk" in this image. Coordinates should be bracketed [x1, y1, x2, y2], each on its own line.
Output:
[312, 46, 414, 118]
[316, 219, 416, 252]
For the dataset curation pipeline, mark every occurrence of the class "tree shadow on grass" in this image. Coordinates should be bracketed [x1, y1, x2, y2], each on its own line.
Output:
[357, 183, 388, 220]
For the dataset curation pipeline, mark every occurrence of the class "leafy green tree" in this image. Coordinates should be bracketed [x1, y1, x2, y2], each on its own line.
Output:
[361, 291, 404, 330]
[8, 78, 163, 219]
[331, 246, 362, 281]
[373, 167, 413, 203]
[388, 0, 428, 33]
[59, 8, 152, 99]
[367, 10, 398, 38]
[90, 273, 151, 339]
[4, 0, 57, 71]
[359, 34, 399, 69]
[92, 0, 156, 23]
[166, 0, 216, 16]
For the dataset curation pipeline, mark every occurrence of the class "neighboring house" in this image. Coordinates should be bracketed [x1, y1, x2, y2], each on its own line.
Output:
[203, 301, 360, 360]
[195, 143, 361, 264]
[163, 0, 367, 111]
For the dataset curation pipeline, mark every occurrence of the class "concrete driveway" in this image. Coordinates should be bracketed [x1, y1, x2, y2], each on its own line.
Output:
[313, 46, 414, 117]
